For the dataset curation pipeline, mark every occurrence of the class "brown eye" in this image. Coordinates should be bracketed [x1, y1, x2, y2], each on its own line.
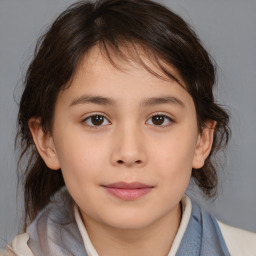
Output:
[83, 114, 110, 127]
[147, 114, 173, 127]
[152, 115, 165, 125]
[91, 115, 104, 125]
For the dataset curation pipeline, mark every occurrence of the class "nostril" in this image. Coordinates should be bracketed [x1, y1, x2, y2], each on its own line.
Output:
[116, 159, 143, 166]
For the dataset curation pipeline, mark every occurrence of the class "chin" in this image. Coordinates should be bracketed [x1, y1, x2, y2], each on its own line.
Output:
[99, 211, 159, 230]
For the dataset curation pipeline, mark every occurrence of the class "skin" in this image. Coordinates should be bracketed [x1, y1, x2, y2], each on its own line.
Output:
[29, 46, 215, 256]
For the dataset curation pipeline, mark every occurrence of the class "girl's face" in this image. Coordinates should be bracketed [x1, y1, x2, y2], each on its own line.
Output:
[32, 47, 213, 232]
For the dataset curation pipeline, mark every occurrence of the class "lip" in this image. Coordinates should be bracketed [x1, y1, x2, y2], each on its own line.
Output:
[102, 182, 154, 200]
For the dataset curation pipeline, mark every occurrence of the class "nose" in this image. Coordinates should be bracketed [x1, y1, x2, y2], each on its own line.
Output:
[110, 124, 147, 168]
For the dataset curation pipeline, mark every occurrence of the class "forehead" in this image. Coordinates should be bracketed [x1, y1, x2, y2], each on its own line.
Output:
[80, 43, 185, 84]
[58, 45, 194, 110]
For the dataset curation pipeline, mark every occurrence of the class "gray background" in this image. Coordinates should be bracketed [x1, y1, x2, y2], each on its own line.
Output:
[0, 0, 256, 247]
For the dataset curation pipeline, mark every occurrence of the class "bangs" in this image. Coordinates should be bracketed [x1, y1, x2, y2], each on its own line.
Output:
[79, 38, 185, 89]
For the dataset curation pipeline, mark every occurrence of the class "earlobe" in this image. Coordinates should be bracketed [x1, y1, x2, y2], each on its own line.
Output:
[28, 118, 60, 170]
[192, 120, 216, 169]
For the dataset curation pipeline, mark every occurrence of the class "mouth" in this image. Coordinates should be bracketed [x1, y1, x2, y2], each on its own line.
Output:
[101, 182, 154, 201]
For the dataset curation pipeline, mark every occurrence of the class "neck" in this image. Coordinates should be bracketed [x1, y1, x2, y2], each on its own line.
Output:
[81, 202, 182, 256]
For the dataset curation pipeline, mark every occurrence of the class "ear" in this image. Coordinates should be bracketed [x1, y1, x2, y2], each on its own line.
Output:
[192, 120, 216, 169]
[28, 117, 60, 170]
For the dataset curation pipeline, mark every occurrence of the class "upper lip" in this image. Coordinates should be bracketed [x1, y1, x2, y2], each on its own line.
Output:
[102, 182, 154, 189]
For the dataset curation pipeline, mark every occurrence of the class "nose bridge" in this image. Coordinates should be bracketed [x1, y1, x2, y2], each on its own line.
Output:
[110, 120, 147, 167]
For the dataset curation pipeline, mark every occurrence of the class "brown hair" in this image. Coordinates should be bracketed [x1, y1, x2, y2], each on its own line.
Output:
[17, 0, 230, 229]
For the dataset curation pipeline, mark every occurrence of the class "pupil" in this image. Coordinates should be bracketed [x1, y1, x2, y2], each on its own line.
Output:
[152, 116, 164, 125]
[92, 115, 104, 125]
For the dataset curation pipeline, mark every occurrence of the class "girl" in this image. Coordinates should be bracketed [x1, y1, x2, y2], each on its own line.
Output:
[2, 0, 256, 255]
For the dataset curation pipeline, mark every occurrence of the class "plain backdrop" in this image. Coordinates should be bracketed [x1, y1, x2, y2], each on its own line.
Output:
[0, 0, 256, 247]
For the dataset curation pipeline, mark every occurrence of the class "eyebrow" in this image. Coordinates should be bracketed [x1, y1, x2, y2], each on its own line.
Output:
[70, 95, 185, 108]
[141, 96, 185, 108]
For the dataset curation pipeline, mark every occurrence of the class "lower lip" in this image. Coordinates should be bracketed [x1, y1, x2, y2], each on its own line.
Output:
[103, 187, 153, 200]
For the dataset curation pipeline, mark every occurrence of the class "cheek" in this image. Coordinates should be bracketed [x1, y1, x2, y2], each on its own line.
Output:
[151, 129, 197, 187]
[53, 129, 106, 186]
[56, 141, 103, 208]
[155, 131, 197, 168]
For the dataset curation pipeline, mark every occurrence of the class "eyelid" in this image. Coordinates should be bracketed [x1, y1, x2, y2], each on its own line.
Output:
[82, 112, 110, 119]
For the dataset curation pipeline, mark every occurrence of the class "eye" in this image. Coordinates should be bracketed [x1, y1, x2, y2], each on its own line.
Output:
[82, 114, 110, 128]
[146, 114, 173, 127]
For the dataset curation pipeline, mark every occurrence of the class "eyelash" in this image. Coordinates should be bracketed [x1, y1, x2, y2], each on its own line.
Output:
[81, 112, 174, 129]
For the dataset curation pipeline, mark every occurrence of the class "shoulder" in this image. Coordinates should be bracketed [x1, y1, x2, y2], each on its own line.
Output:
[217, 220, 256, 256]
[1, 233, 34, 256]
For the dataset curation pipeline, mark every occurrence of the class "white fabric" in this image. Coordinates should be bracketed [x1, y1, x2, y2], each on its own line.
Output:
[168, 195, 192, 255]
[4, 233, 33, 256]
[217, 220, 256, 256]
[74, 206, 100, 256]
